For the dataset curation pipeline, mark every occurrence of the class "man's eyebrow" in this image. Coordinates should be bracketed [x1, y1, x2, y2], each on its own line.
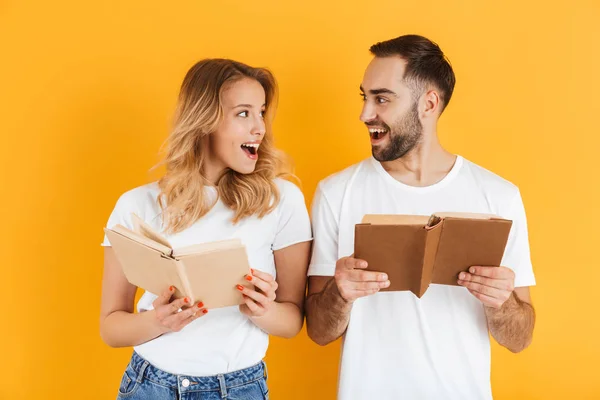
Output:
[360, 86, 397, 96]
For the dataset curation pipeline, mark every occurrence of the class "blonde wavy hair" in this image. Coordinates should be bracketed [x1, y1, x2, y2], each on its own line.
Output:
[156, 59, 291, 234]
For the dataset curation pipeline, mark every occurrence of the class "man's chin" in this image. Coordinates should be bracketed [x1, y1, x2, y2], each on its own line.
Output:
[371, 148, 388, 162]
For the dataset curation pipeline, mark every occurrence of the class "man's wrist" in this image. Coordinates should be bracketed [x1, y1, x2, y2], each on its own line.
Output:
[485, 291, 518, 315]
[327, 277, 353, 307]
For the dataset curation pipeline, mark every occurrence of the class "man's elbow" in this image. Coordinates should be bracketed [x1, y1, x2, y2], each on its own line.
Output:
[507, 336, 533, 354]
[306, 324, 334, 346]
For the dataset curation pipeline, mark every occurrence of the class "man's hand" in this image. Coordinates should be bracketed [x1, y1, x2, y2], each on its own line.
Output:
[334, 256, 390, 303]
[457, 266, 515, 309]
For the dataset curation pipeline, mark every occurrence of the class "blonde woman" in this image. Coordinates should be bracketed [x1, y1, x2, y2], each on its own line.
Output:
[100, 59, 312, 400]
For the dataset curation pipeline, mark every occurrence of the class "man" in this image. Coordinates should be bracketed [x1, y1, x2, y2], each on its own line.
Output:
[305, 34, 536, 399]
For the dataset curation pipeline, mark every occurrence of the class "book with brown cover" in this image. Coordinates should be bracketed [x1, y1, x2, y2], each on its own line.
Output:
[354, 212, 512, 298]
[104, 214, 252, 308]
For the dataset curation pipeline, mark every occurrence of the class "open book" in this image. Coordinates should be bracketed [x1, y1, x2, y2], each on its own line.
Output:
[104, 214, 252, 308]
[354, 212, 512, 298]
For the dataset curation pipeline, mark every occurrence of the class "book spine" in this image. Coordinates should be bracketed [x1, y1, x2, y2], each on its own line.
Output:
[173, 259, 196, 303]
[420, 222, 444, 296]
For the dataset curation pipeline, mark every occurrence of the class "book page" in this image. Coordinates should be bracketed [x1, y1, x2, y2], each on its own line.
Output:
[131, 213, 173, 249]
[173, 238, 243, 258]
[362, 214, 430, 226]
[433, 212, 502, 220]
[107, 225, 173, 256]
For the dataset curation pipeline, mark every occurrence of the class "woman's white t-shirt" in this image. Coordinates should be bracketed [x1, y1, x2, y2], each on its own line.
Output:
[102, 178, 312, 376]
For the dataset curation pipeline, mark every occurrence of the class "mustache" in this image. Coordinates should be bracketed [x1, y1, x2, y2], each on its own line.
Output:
[365, 121, 390, 130]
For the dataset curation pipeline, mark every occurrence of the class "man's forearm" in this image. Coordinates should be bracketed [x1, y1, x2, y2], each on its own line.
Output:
[306, 277, 353, 346]
[485, 292, 536, 353]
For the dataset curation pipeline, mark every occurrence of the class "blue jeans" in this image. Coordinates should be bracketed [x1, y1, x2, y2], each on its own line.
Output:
[117, 352, 269, 400]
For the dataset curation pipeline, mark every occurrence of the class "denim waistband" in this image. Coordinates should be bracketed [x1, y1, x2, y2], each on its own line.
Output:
[128, 351, 267, 392]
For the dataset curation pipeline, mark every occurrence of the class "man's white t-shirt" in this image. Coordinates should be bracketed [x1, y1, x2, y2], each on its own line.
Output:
[102, 178, 312, 376]
[308, 156, 536, 400]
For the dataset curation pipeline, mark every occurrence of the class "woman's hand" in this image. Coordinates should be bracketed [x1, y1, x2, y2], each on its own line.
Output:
[237, 269, 278, 317]
[151, 286, 208, 333]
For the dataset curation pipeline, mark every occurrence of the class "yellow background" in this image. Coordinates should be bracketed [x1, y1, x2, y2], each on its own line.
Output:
[1, 0, 598, 399]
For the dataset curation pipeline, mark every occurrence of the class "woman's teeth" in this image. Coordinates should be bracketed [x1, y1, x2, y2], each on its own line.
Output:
[241, 143, 259, 155]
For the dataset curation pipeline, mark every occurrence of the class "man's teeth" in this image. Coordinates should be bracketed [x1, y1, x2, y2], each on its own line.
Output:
[369, 128, 387, 134]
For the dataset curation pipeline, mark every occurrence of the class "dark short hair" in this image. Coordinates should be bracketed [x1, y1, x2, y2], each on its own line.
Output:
[370, 35, 456, 113]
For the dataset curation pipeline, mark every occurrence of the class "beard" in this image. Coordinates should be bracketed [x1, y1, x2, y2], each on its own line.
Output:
[371, 102, 422, 162]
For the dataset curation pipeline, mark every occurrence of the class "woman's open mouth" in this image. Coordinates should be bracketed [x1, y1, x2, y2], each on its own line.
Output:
[241, 143, 260, 160]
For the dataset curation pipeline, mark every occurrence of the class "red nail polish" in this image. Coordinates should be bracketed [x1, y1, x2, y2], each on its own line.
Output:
[169, 286, 174, 291]
[184, 298, 189, 304]
[236, 284, 244, 291]
[197, 302, 204, 308]
[245, 275, 252, 281]
[202, 309, 208, 314]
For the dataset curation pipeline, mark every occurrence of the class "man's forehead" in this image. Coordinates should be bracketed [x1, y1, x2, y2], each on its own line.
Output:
[361, 56, 407, 91]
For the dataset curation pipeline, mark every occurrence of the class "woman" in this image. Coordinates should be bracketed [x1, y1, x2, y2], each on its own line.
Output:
[100, 59, 312, 400]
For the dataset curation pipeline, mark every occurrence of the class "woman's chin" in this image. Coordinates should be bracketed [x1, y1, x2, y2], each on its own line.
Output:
[230, 162, 257, 175]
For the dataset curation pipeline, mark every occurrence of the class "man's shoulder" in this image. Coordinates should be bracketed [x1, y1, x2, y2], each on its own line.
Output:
[316, 158, 372, 196]
[461, 158, 520, 199]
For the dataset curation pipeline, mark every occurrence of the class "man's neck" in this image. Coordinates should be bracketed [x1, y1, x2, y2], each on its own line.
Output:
[379, 140, 456, 188]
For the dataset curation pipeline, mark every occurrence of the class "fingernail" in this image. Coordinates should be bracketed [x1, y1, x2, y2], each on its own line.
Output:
[382, 280, 390, 287]
[169, 286, 174, 291]
[362, 262, 368, 268]
[236, 285, 244, 291]
[202, 309, 208, 314]
[459, 272, 465, 280]
[197, 302, 204, 308]
[250, 268, 254, 274]
[184, 298, 189, 304]
[380, 273, 388, 281]
[470, 267, 475, 273]
[245, 275, 253, 281]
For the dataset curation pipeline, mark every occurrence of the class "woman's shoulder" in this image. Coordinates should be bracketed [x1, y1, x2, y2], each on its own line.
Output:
[111, 182, 161, 217]
[273, 177, 305, 201]
[116, 182, 160, 205]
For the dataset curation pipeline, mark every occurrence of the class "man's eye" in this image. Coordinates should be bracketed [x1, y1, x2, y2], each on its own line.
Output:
[360, 93, 366, 101]
[376, 97, 387, 104]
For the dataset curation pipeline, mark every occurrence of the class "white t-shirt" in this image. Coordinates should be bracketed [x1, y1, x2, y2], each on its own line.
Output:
[308, 156, 536, 400]
[102, 178, 312, 376]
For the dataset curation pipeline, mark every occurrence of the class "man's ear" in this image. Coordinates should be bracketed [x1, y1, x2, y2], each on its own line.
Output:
[422, 89, 441, 118]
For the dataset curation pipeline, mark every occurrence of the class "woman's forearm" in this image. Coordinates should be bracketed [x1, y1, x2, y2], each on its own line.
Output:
[249, 301, 303, 339]
[100, 310, 168, 348]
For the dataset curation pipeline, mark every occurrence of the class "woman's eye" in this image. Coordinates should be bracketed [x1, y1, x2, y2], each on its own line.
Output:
[259, 110, 265, 118]
[238, 111, 249, 117]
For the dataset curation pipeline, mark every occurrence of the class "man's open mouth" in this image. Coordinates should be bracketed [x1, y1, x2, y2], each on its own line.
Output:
[369, 127, 389, 140]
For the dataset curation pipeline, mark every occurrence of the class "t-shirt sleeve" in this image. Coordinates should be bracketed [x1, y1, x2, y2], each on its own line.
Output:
[501, 190, 536, 287]
[271, 181, 313, 251]
[101, 191, 138, 247]
[307, 183, 338, 277]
